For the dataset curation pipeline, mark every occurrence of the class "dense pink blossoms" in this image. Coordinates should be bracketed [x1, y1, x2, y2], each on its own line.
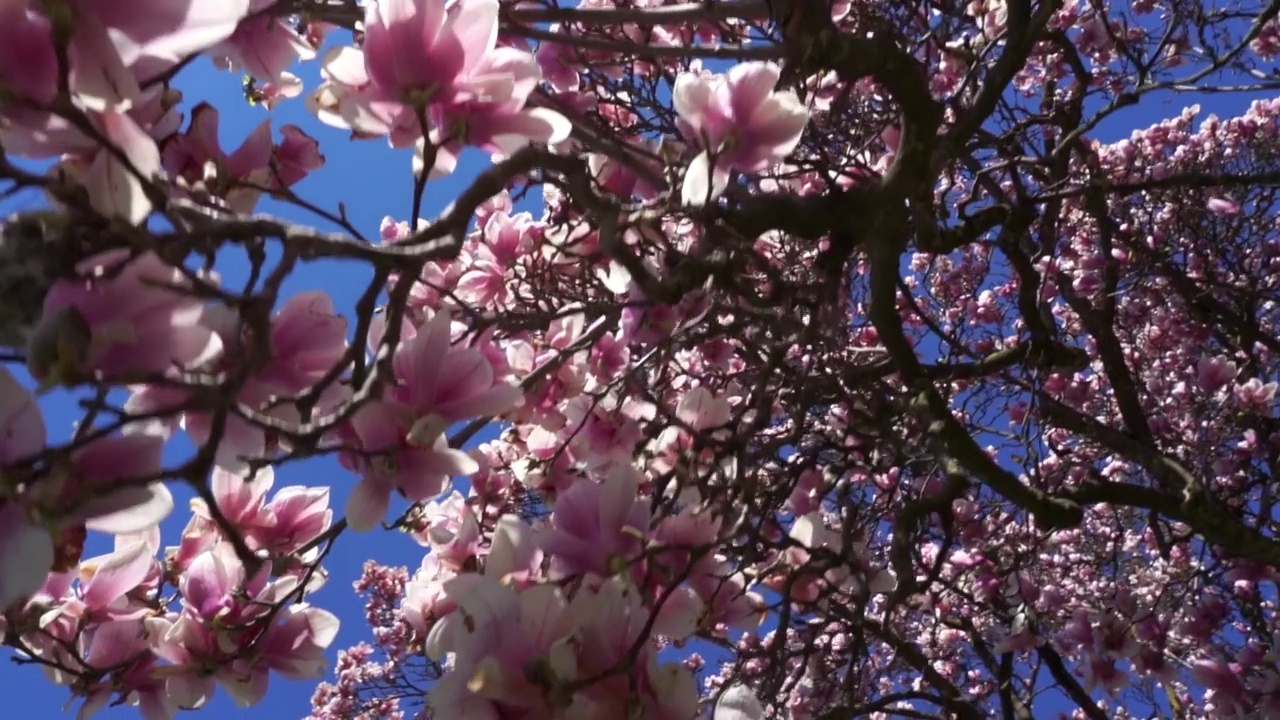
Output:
[2, 2, 1280, 720]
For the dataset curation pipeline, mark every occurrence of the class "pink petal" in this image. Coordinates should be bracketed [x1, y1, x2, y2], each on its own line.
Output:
[346, 474, 393, 532]
[83, 619, 148, 668]
[350, 400, 413, 452]
[479, 108, 573, 156]
[485, 514, 538, 580]
[68, 23, 142, 112]
[84, 112, 162, 224]
[0, 7, 58, 105]
[363, 0, 441, 94]
[398, 308, 453, 410]
[97, 0, 253, 64]
[166, 673, 216, 710]
[0, 366, 47, 462]
[319, 45, 370, 87]
[739, 94, 808, 165]
[0, 505, 53, 609]
[673, 74, 716, 135]
[725, 61, 781, 123]
[681, 150, 729, 207]
[217, 665, 269, 708]
[84, 483, 174, 534]
[81, 541, 153, 608]
[1207, 197, 1241, 215]
[446, 0, 500, 76]
[651, 585, 703, 640]
[210, 467, 273, 524]
[225, 119, 273, 179]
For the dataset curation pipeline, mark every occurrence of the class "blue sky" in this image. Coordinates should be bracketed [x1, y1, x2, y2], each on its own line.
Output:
[0, 51, 513, 718]
[2, 19, 1276, 720]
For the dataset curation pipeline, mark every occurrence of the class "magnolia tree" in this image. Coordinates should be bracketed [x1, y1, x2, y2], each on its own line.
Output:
[2, 0, 1280, 718]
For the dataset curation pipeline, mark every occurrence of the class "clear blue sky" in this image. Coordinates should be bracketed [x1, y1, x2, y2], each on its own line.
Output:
[1, 25, 1275, 720]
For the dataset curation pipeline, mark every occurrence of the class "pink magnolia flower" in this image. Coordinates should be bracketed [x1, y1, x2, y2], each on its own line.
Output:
[540, 467, 652, 580]
[0, 27, 180, 222]
[0, 0, 249, 113]
[535, 34, 581, 92]
[256, 604, 341, 681]
[483, 514, 542, 585]
[401, 554, 459, 639]
[650, 386, 733, 477]
[1235, 377, 1279, 411]
[311, 0, 568, 153]
[29, 250, 223, 386]
[0, 369, 172, 609]
[163, 104, 326, 214]
[179, 543, 296, 628]
[42, 536, 158, 628]
[194, 467, 332, 557]
[418, 50, 571, 178]
[147, 614, 234, 709]
[163, 103, 271, 213]
[52, 110, 165, 224]
[307, 46, 418, 145]
[308, 0, 513, 149]
[273, 125, 326, 187]
[562, 575, 696, 714]
[148, 601, 337, 710]
[341, 308, 522, 531]
[426, 579, 579, 717]
[75, 636, 174, 720]
[672, 61, 810, 206]
[173, 291, 346, 470]
[212, 0, 317, 101]
[57, 432, 174, 535]
[363, 0, 502, 109]
[1196, 355, 1238, 393]
[258, 484, 334, 558]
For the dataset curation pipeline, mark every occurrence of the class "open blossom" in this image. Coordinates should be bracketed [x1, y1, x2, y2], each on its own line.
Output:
[672, 61, 809, 206]
[160, 290, 348, 471]
[192, 467, 332, 558]
[418, 48, 571, 178]
[0, 43, 179, 224]
[0, 1, 245, 222]
[212, 0, 317, 102]
[28, 250, 223, 386]
[0, 367, 173, 610]
[363, 0, 502, 108]
[163, 104, 326, 215]
[308, 0, 509, 146]
[426, 578, 580, 717]
[540, 467, 652, 580]
[49, 110, 166, 225]
[310, 0, 567, 154]
[341, 308, 522, 531]
[0, 0, 248, 114]
[148, 600, 338, 709]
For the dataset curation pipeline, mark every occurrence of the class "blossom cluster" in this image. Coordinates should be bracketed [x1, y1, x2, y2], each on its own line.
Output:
[1, 0, 1279, 719]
